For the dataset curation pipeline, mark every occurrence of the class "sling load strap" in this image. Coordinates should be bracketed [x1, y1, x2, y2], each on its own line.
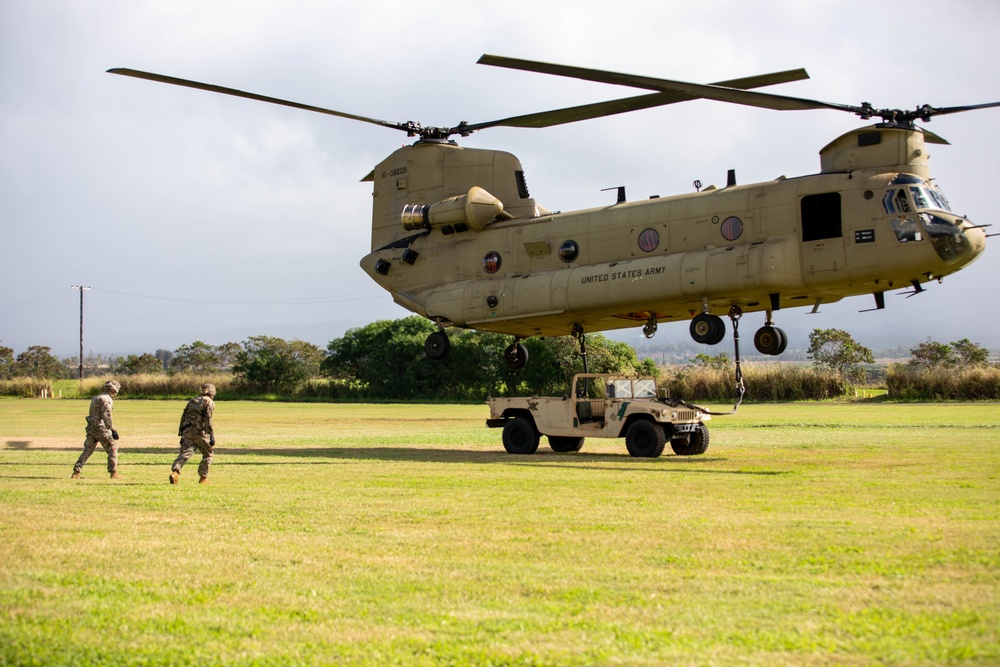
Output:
[700, 306, 746, 416]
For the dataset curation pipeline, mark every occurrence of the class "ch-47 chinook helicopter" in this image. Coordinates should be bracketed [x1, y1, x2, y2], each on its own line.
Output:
[109, 55, 995, 371]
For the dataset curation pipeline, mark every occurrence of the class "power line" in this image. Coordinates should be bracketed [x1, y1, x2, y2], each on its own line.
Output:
[92, 288, 386, 306]
[0, 288, 75, 316]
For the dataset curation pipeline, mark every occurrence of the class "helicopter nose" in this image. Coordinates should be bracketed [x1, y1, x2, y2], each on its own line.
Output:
[961, 219, 987, 258]
[924, 213, 985, 267]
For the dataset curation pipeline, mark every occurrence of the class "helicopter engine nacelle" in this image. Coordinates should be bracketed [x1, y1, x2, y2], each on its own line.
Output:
[401, 186, 505, 233]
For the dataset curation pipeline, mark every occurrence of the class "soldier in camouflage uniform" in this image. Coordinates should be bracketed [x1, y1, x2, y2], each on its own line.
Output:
[71, 380, 122, 479]
[170, 383, 216, 484]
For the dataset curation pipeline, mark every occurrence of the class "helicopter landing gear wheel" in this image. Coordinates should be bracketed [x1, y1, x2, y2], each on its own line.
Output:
[504, 342, 529, 370]
[690, 313, 726, 345]
[424, 330, 451, 360]
[753, 325, 788, 356]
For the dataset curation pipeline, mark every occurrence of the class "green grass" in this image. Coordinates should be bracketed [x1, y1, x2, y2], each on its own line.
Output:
[1, 399, 998, 665]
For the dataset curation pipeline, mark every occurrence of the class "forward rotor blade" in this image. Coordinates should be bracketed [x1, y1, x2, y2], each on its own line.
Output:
[927, 101, 1000, 117]
[467, 68, 811, 131]
[107, 68, 407, 132]
[478, 54, 861, 115]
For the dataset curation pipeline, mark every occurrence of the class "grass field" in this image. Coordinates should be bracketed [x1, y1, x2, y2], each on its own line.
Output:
[1, 398, 998, 665]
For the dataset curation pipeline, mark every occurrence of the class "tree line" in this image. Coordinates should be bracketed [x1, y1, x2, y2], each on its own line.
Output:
[1, 323, 996, 401]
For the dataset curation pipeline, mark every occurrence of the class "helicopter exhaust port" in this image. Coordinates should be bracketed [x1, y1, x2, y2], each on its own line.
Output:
[401, 186, 507, 233]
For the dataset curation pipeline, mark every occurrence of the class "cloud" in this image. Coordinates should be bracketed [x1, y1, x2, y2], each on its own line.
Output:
[1, 0, 998, 357]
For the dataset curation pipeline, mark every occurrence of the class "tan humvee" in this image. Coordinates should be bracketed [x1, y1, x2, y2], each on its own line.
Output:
[486, 374, 709, 458]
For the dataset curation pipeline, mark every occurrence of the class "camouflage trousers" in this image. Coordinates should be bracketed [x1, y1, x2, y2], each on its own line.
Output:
[74, 427, 118, 473]
[173, 432, 213, 479]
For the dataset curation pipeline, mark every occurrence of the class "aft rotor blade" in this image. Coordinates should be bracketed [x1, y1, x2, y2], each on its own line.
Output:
[467, 67, 811, 131]
[478, 54, 861, 115]
[107, 68, 408, 132]
[918, 126, 950, 145]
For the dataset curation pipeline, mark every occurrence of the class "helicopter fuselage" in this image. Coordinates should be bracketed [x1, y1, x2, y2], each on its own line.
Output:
[360, 125, 986, 342]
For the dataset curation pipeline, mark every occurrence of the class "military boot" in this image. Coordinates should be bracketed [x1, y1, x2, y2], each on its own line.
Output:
[71, 471, 81, 479]
[110, 471, 120, 479]
[169, 470, 180, 485]
[199, 476, 209, 484]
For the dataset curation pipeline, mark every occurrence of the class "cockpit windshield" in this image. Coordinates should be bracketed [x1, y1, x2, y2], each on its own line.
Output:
[883, 176, 952, 215]
[882, 175, 969, 262]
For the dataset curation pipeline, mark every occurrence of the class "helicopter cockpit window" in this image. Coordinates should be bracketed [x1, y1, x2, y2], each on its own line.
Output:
[909, 185, 952, 213]
[882, 189, 912, 215]
[884, 178, 953, 216]
[890, 217, 922, 243]
[922, 213, 970, 264]
[929, 186, 952, 212]
[909, 186, 931, 210]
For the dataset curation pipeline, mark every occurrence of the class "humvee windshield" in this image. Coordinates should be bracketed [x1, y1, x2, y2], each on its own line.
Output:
[606, 378, 657, 399]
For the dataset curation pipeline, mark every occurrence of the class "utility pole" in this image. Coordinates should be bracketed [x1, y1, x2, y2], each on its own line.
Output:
[70, 285, 91, 389]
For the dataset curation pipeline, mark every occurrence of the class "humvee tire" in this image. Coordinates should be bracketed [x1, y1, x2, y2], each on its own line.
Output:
[548, 436, 584, 453]
[625, 419, 666, 458]
[502, 417, 539, 455]
[671, 423, 710, 456]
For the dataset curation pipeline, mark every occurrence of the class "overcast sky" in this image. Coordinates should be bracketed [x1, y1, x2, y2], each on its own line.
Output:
[2, 0, 998, 358]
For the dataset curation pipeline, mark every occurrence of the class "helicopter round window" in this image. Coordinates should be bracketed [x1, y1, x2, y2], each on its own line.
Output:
[721, 216, 743, 241]
[483, 251, 502, 274]
[637, 228, 659, 252]
[559, 240, 579, 263]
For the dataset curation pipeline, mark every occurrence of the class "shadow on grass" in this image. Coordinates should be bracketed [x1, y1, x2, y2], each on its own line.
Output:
[1, 443, 792, 476]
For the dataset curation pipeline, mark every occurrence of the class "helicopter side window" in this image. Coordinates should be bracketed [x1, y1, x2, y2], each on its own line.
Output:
[930, 185, 952, 212]
[895, 190, 911, 213]
[909, 186, 931, 210]
[890, 217, 922, 243]
[801, 192, 842, 242]
[882, 190, 899, 215]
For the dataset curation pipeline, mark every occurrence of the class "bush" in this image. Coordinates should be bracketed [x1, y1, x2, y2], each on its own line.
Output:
[0, 378, 55, 398]
[886, 364, 1000, 400]
[661, 363, 847, 403]
[79, 374, 234, 399]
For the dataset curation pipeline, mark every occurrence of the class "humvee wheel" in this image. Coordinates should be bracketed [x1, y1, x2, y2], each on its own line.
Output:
[671, 423, 710, 456]
[548, 435, 584, 453]
[424, 331, 450, 360]
[502, 417, 539, 455]
[625, 420, 666, 458]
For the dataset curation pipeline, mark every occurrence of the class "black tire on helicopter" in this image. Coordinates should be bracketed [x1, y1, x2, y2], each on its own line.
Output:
[690, 314, 726, 346]
[424, 331, 451, 360]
